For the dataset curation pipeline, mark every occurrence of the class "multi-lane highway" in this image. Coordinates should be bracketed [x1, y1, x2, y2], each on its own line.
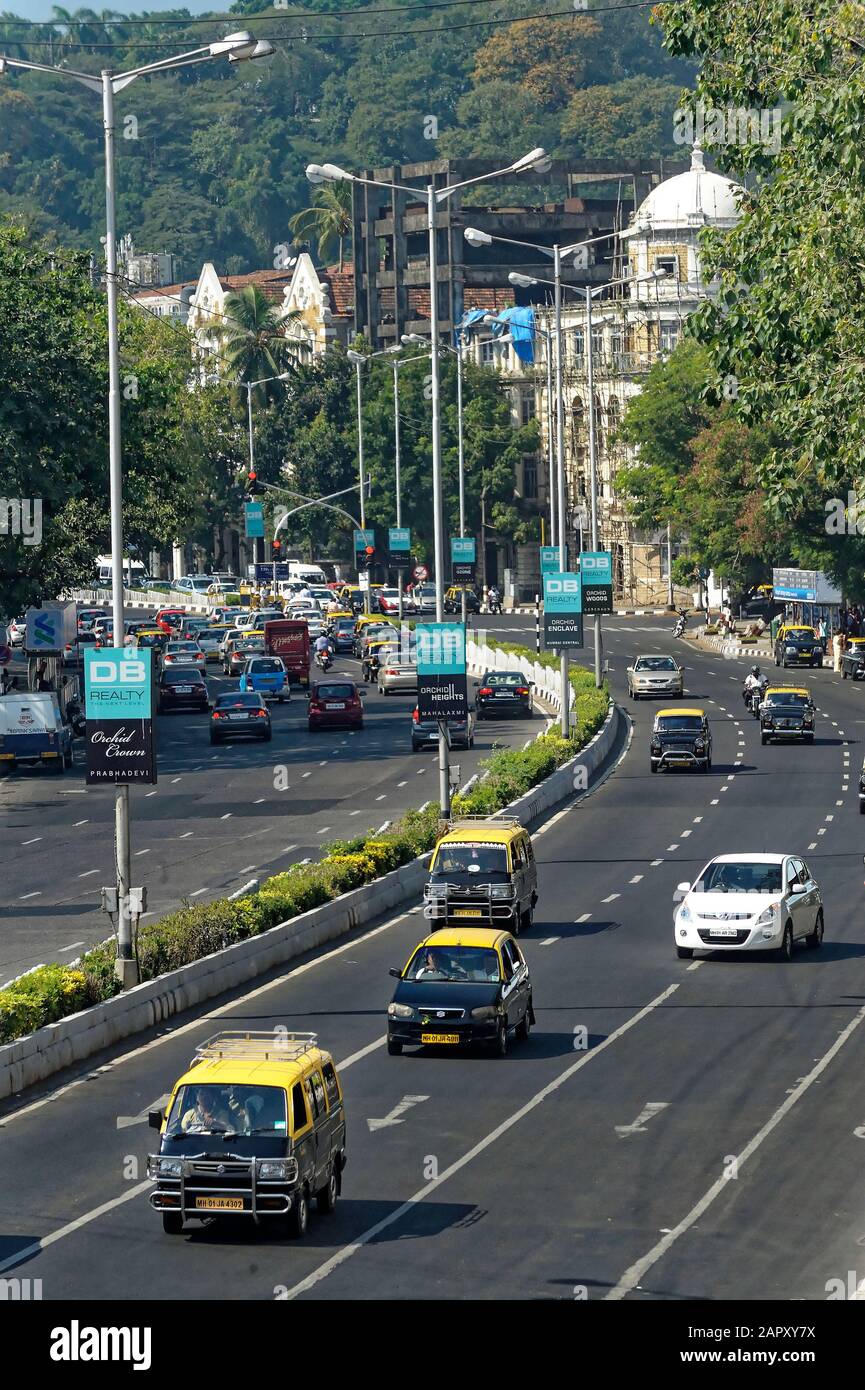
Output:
[2, 612, 865, 1302]
[0, 614, 549, 983]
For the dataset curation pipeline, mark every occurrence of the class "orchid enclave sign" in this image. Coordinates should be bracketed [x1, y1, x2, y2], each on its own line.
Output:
[83, 647, 157, 785]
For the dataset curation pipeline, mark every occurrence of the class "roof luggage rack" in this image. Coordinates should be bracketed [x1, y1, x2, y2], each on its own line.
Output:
[443, 814, 521, 831]
[191, 1031, 318, 1064]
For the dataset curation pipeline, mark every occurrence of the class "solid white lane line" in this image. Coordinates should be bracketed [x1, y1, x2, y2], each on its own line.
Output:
[349, 809, 362, 815]
[58, 942, 84, 954]
[278, 982, 682, 1301]
[375, 795, 386, 801]
[179, 831, 193, 839]
[135, 849, 150, 857]
[21, 838, 42, 845]
[282, 845, 298, 854]
[0, 1181, 153, 1278]
[189, 888, 206, 897]
[146, 791, 157, 798]
[302, 772, 311, 779]
[171, 778, 182, 784]
[19, 891, 41, 901]
[77, 870, 98, 879]
[397, 781, 407, 787]
[540, 937, 560, 946]
[606, 999, 865, 1302]
[239, 864, 257, 874]
[317, 827, 331, 834]
[220, 813, 232, 820]
[73, 820, 89, 827]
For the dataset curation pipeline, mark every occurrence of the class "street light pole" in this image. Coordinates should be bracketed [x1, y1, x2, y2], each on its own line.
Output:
[456, 335, 467, 629]
[392, 361, 404, 627]
[543, 326, 556, 546]
[349, 352, 371, 614]
[585, 285, 603, 688]
[552, 246, 570, 736]
[0, 30, 272, 989]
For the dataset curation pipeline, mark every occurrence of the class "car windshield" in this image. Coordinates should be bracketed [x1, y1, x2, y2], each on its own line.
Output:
[482, 672, 527, 686]
[695, 861, 784, 894]
[168, 642, 200, 652]
[635, 657, 677, 671]
[165, 1083, 287, 1137]
[335, 621, 354, 631]
[238, 639, 264, 652]
[136, 633, 164, 647]
[249, 659, 282, 673]
[405, 945, 502, 983]
[434, 843, 508, 874]
[766, 692, 809, 708]
[215, 693, 262, 708]
[163, 668, 204, 684]
[786, 633, 814, 645]
[316, 684, 354, 699]
[656, 716, 703, 732]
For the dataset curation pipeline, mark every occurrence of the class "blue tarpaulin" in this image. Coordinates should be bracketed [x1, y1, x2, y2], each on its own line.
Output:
[490, 305, 535, 364]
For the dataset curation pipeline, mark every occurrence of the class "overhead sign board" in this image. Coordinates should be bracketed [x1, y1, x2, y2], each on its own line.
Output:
[388, 527, 411, 567]
[255, 562, 289, 581]
[451, 536, 476, 583]
[543, 571, 583, 648]
[772, 567, 841, 605]
[83, 647, 156, 785]
[579, 550, 613, 615]
[354, 528, 374, 553]
[244, 501, 264, 539]
[416, 621, 468, 721]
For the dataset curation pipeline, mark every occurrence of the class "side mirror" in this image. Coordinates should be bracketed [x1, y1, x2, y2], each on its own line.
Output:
[148, 1110, 163, 1130]
[388, 967, 402, 979]
[789, 882, 806, 895]
[676, 882, 691, 893]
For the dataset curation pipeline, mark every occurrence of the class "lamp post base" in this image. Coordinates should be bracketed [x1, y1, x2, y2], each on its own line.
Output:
[114, 957, 139, 989]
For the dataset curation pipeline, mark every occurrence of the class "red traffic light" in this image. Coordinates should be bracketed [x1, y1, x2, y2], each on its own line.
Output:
[365, 546, 374, 557]
[272, 539, 281, 551]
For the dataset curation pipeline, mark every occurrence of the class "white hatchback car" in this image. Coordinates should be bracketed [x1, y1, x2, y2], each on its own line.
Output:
[674, 853, 824, 961]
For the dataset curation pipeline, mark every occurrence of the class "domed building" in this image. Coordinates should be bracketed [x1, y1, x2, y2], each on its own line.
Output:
[542, 145, 745, 606]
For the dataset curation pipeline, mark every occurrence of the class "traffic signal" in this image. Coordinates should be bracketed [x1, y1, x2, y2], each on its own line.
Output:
[246, 468, 259, 497]
[271, 538, 282, 560]
[357, 544, 375, 572]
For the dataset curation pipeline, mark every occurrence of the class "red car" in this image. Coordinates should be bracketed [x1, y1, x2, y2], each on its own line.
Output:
[307, 679, 364, 732]
[155, 607, 186, 636]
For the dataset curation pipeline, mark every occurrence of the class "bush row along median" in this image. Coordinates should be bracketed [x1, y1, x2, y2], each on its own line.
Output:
[0, 646, 608, 1045]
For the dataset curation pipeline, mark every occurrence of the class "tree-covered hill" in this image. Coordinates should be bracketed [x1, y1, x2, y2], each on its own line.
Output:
[0, 3, 694, 275]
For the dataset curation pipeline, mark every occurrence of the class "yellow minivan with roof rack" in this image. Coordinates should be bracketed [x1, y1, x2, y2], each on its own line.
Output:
[424, 816, 538, 935]
[147, 1031, 346, 1239]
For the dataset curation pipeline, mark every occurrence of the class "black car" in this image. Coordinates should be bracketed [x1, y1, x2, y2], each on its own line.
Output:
[411, 706, 474, 750]
[774, 629, 823, 668]
[840, 641, 865, 680]
[650, 709, 712, 772]
[444, 587, 481, 614]
[386, 929, 533, 1056]
[474, 670, 534, 719]
[759, 688, 815, 744]
[157, 666, 208, 714]
[210, 691, 272, 743]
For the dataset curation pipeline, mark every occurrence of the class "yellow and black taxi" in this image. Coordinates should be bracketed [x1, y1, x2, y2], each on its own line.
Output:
[423, 816, 538, 934]
[444, 584, 480, 614]
[841, 637, 865, 680]
[338, 583, 365, 613]
[387, 927, 533, 1057]
[774, 624, 823, 668]
[650, 707, 712, 773]
[759, 685, 815, 744]
[147, 1031, 346, 1238]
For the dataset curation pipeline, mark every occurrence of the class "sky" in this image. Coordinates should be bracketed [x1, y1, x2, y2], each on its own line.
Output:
[6, 2, 222, 18]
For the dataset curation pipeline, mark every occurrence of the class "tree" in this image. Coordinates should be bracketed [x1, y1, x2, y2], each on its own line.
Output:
[470, 16, 601, 112]
[217, 285, 299, 407]
[560, 78, 688, 161]
[288, 182, 352, 271]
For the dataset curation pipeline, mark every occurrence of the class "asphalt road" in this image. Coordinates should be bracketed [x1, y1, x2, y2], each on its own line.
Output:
[0, 612, 547, 983]
[3, 613, 865, 1302]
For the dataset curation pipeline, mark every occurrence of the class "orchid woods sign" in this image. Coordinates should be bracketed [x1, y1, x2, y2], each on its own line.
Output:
[83, 648, 157, 786]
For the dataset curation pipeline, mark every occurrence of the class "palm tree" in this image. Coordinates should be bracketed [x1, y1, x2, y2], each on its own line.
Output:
[288, 182, 352, 272]
[217, 284, 301, 408]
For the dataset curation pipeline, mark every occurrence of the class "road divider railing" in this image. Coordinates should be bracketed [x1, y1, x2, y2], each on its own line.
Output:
[0, 640, 617, 1097]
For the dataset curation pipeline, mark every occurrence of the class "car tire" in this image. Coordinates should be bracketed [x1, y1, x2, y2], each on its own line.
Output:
[316, 1168, 339, 1214]
[63, 748, 73, 769]
[761, 733, 768, 745]
[516, 998, 532, 1042]
[161, 1212, 183, 1235]
[387, 1038, 402, 1056]
[649, 761, 657, 773]
[777, 922, 794, 962]
[806, 909, 824, 950]
[519, 908, 532, 935]
[288, 1187, 309, 1238]
[676, 946, 693, 960]
[494, 1020, 508, 1058]
[706, 755, 712, 771]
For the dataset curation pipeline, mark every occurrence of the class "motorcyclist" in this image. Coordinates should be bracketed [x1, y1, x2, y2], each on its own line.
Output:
[743, 665, 764, 706]
[314, 632, 334, 668]
[488, 584, 502, 613]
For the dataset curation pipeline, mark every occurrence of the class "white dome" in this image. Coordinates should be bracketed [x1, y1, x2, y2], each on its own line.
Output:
[632, 146, 743, 231]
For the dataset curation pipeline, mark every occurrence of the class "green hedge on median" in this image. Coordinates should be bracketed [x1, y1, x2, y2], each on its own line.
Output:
[0, 643, 608, 1045]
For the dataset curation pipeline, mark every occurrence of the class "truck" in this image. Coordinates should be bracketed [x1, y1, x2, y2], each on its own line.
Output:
[263, 619, 311, 688]
[0, 692, 74, 773]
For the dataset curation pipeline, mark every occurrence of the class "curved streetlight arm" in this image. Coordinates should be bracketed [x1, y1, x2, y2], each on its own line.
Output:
[274, 498, 362, 535]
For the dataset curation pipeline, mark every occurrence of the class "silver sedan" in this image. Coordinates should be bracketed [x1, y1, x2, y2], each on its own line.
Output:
[627, 654, 683, 700]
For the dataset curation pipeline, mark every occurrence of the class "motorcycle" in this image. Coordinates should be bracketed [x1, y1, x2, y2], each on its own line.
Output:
[673, 616, 686, 638]
[744, 680, 767, 716]
[488, 591, 503, 616]
[314, 647, 333, 673]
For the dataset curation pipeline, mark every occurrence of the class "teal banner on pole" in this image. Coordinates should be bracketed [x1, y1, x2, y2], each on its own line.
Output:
[244, 502, 264, 539]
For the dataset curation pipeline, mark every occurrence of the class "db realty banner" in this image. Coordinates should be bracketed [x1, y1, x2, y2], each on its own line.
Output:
[543, 572, 584, 649]
[83, 647, 157, 785]
[416, 622, 468, 721]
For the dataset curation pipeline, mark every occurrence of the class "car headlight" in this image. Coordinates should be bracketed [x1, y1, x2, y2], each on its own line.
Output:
[785, 646, 796, 654]
[425, 883, 446, 898]
[158, 1158, 183, 1176]
[694, 739, 705, 751]
[388, 1002, 414, 1019]
[258, 1160, 289, 1180]
[678, 905, 691, 921]
[755, 903, 780, 926]
[470, 1005, 499, 1021]
[489, 884, 515, 899]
